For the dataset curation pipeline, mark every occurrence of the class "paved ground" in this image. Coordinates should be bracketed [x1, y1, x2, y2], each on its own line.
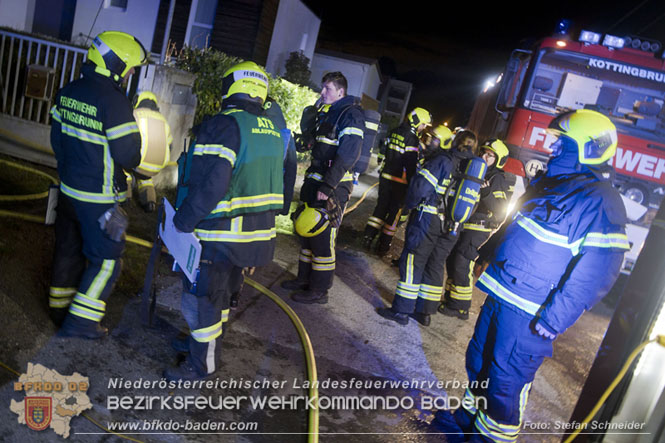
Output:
[0, 160, 615, 442]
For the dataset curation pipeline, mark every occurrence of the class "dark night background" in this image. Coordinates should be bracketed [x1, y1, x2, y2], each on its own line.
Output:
[302, 0, 665, 127]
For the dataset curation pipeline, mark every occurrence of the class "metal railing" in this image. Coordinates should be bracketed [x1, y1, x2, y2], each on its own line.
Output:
[0, 29, 88, 125]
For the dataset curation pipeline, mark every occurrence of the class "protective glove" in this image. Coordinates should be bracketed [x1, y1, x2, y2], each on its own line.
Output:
[326, 192, 343, 228]
[98, 203, 129, 242]
[534, 318, 557, 340]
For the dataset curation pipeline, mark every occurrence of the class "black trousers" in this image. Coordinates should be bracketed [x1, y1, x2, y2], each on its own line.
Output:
[444, 228, 491, 311]
[364, 177, 407, 251]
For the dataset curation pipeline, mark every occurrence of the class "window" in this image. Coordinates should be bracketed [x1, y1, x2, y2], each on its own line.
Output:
[185, 0, 217, 49]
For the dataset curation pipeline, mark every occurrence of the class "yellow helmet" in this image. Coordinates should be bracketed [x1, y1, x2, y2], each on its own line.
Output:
[87, 31, 147, 79]
[133, 91, 158, 109]
[480, 139, 509, 169]
[295, 204, 329, 237]
[408, 107, 432, 128]
[546, 109, 617, 165]
[221, 61, 269, 104]
[431, 125, 453, 149]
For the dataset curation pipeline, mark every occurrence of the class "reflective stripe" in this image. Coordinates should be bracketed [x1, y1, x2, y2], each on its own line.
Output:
[316, 136, 338, 146]
[388, 143, 405, 154]
[404, 146, 418, 153]
[72, 292, 107, 310]
[580, 232, 630, 250]
[191, 320, 223, 343]
[515, 214, 572, 250]
[365, 121, 379, 131]
[51, 106, 62, 122]
[299, 248, 312, 263]
[474, 382, 530, 442]
[418, 168, 438, 188]
[306, 172, 324, 181]
[49, 287, 76, 308]
[221, 309, 230, 323]
[86, 259, 116, 300]
[418, 284, 443, 301]
[418, 204, 438, 215]
[69, 304, 104, 322]
[210, 194, 283, 215]
[61, 121, 107, 145]
[339, 127, 364, 138]
[463, 222, 492, 232]
[138, 179, 154, 190]
[367, 216, 383, 229]
[60, 183, 127, 203]
[193, 144, 236, 166]
[462, 388, 478, 415]
[381, 172, 408, 184]
[477, 273, 541, 315]
[195, 227, 277, 243]
[396, 254, 418, 299]
[106, 121, 139, 140]
[493, 191, 507, 199]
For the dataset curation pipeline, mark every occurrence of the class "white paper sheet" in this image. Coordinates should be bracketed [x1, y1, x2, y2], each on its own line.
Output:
[159, 198, 201, 283]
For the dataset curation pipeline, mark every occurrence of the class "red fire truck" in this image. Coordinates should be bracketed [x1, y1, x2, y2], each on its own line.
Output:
[468, 26, 665, 272]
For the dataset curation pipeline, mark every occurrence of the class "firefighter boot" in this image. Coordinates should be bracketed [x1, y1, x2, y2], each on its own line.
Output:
[163, 359, 207, 382]
[409, 312, 431, 327]
[229, 291, 240, 309]
[291, 289, 328, 304]
[438, 303, 469, 320]
[280, 278, 309, 291]
[58, 315, 108, 339]
[375, 234, 392, 257]
[376, 307, 409, 325]
[361, 235, 374, 251]
[430, 410, 466, 442]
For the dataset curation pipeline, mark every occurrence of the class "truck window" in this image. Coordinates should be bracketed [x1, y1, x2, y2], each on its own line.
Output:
[522, 49, 665, 143]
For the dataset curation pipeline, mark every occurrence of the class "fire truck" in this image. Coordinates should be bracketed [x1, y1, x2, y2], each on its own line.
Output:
[468, 23, 665, 273]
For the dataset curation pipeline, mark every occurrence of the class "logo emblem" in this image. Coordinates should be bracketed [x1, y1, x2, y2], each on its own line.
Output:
[25, 397, 52, 431]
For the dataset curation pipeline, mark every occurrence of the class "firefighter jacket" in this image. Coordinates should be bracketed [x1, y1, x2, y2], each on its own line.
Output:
[477, 162, 630, 336]
[173, 97, 291, 267]
[133, 106, 173, 177]
[463, 167, 510, 232]
[300, 95, 364, 204]
[50, 63, 141, 203]
[402, 148, 471, 251]
[381, 121, 420, 185]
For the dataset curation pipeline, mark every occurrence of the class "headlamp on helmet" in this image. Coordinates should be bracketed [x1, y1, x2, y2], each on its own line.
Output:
[480, 139, 509, 169]
[546, 109, 617, 165]
[408, 107, 432, 129]
[295, 204, 329, 237]
[221, 61, 269, 104]
[87, 31, 147, 79]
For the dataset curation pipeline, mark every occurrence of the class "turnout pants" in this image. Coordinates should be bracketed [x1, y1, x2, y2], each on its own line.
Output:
[392, 218, 458, 315]
[444, 227, 491, 311]
[364, 177, 407, 251]
[453, 296, 553, 442]
[181, 260, 240, 375]
[49, 194, 123, 324]
[296, 185, 350, 293]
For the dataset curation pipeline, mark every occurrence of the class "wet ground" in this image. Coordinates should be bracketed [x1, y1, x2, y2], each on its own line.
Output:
[0, 161, 614, 442]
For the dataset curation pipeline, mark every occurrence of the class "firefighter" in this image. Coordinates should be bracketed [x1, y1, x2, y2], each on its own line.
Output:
[228, 96, 297, 309]
[48, 31, 147, 338]
[362, 107, 432, 256]
[377, 129, 477, 326]
[126, 91, 173, 213]
[439, 139, 511, 320]
[281, 71, 364, 304]
[434, 110, 630, 441]
[167, 61, 295, 381]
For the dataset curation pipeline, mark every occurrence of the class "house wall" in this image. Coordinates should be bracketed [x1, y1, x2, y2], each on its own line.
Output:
[311, 53, 381, 100]
[0, 0, 36, 31]
[70, 0, 160, 51]
[264, 0, 320, 78]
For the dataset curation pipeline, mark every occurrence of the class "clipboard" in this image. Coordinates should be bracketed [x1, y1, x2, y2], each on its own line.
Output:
[159, 198, 201, 283]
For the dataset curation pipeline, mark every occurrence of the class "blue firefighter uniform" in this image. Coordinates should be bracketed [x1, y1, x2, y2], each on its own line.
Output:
[294, 95, 364, 294]
[363, 121, 420, 255]
[389, 147, 472, 315]
[443, 166, 513, 315]
[49, 63, 141, 329]
[447, 145, 630, 441]
[172, 95, 294, 377]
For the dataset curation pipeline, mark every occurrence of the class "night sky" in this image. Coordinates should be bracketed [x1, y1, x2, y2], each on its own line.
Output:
[302, 0, 665, 127]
